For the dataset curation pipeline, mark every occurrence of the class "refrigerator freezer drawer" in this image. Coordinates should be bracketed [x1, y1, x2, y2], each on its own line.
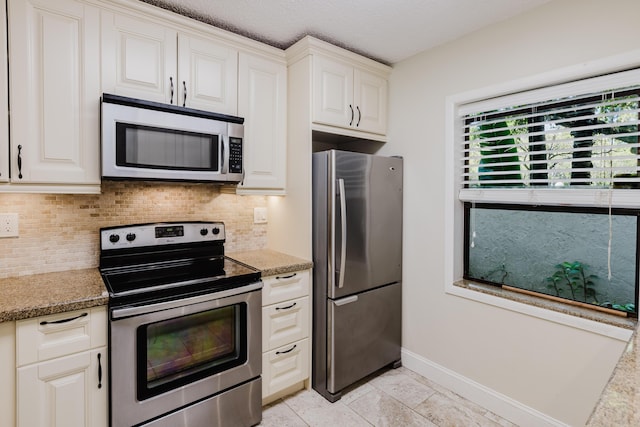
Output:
[327, 282, 401, 394]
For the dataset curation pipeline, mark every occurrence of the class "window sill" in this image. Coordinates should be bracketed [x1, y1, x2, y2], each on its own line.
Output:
[449, 280, 636, 341]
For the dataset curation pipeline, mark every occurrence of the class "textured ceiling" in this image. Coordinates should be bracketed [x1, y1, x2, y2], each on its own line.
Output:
[143, 0, 552, 65]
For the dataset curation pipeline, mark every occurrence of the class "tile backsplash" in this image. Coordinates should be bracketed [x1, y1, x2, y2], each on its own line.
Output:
[0, 181, 267, 278]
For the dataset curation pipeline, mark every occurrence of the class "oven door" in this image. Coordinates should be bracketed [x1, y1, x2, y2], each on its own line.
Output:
[109, 282, 262, 427]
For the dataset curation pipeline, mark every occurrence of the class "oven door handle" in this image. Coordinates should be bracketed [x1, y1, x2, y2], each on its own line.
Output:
[111, 281, 263, 319]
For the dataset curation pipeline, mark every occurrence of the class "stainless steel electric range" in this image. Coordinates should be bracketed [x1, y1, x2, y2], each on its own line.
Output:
[99, 221, 262, 427]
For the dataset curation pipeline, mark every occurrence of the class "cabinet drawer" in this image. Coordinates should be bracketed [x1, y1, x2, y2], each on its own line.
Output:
[262, 296, 309, 351]
[262, 270, 310, 306]
[17, 307, 107, 366]
[262, 338, 309, 398]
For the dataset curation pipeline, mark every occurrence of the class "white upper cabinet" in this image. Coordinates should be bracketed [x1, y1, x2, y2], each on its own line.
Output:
[0, 0, 8, 183]
[102, 12, 238, 115]
[312, 54, 388, 136]
[178, 34, 238, 114]
[353, 68, 388, 135]
[237, 52, 287, 194]
[7, 0, 101, 187]
[101, 13, 177, 104]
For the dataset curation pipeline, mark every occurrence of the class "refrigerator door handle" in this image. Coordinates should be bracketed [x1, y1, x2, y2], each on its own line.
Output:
[334, 295, 358, 306]
[337, 178, 347, 289]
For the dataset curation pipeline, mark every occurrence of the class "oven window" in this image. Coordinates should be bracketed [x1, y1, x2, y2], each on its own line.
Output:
[116, 123, 219, 171]
[137, 304, 247, 400]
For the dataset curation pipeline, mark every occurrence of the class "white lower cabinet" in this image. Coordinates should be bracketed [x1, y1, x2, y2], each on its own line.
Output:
[262, 296, 309, 350]
[262, 338, 309, 398]
[0, 321, 16, 427]
[15, 307, 107, 427]
[17, 348, 107, 427]
[261, 270, 311, 402]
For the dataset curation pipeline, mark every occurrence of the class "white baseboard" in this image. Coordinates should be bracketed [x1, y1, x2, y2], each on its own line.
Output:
[401, 348, 570, 427]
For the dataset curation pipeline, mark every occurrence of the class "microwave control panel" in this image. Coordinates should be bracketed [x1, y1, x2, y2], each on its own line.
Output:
[229, 137, 243, 173]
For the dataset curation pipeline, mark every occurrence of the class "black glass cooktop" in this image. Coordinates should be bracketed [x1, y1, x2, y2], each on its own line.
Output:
[102, 257, 260, 305]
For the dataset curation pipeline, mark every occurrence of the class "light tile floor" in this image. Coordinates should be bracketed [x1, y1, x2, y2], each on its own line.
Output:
[258, 367, 517, 427]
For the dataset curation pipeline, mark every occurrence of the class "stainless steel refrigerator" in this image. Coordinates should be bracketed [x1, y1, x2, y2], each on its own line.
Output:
[312, 149, 403, 402]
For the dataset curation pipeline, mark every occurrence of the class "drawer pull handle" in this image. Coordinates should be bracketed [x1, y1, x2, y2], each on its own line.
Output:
[97, 353, 103, 389]
[276, 344, 297, 355]
[40, 312, 88, 326]
[276, 302, 297, 311]
[276, 273, 297, 280]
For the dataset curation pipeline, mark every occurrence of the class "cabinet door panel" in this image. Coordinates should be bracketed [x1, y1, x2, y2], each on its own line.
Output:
[312, 56, 353, 129]
[8, 0, 100, 184]
[0, 0, 8, 183]
[261, 270, 310, 306]
[262, 296, 309, 350]
[178, 34, 237, 114]
[238, 52, 286, 192]
[102, 13, 177, 104]
[262, 338, 309, 398]
[354, 69, 387, 135]
[17, 348, 107, 427]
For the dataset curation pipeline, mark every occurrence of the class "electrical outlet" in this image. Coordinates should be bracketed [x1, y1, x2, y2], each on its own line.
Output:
[0, 213, 19, 238]
[253, 207, 268, 224]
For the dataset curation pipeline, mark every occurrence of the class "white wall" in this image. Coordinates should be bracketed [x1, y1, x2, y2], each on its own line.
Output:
[382, 0, 640, 425]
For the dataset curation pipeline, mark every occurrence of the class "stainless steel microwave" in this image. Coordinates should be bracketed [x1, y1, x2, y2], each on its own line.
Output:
[101, 94, 244, 183]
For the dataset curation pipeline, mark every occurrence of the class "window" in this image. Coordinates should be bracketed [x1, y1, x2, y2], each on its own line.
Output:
[455, 68, 640, 317]
[465, 203, 638, 315]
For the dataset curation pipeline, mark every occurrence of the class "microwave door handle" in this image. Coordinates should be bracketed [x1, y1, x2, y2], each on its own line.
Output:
[220, 136, 227, 174]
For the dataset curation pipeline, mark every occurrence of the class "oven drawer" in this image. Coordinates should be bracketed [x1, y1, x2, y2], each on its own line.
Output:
[16, 307, 107, 366]
[262, 296, 309, 351]
[262, 270, 310, 306]
[262, 338, 309, 398]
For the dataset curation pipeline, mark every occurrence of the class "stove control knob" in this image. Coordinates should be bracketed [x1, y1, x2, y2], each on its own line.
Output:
[200, 228, 209, 236]
[126, 233, 136, 242]
[109, 234, 120, 243]
[212, 227, 220, 235]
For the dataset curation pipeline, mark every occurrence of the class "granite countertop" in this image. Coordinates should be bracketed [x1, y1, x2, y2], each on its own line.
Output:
[0, 268, 108, 322]
[227, 249, 313, 277]
[0, 249, 312, 323]
[1, 250, 637, 421]
[587, 325, 640, 425]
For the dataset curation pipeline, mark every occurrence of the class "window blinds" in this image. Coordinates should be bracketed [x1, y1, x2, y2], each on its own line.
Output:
[459, 69, 640, 196]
